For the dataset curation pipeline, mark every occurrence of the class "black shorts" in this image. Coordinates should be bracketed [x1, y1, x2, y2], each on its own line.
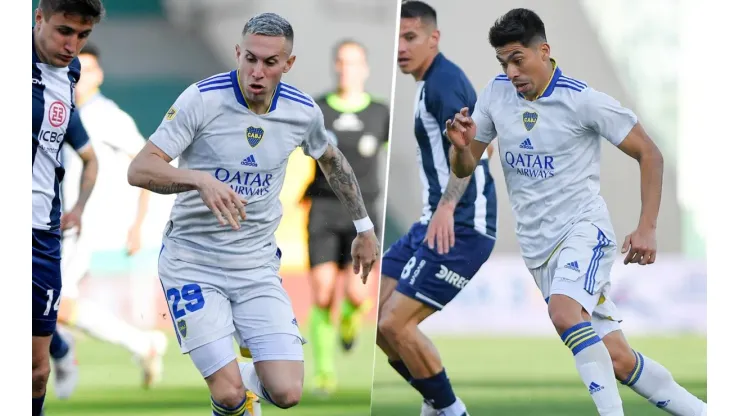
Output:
[307, 198, 380, 268]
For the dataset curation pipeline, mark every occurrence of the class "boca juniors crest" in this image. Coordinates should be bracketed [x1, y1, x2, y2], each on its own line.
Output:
[177, 319, 187, 338]
[246, 126, 264, 147]
[523, 111, 538, 131]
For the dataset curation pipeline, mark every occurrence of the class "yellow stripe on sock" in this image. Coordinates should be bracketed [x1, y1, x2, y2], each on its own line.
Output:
[563, 326, 592, 347]
[569, 333, 600, 352]
[212, 399, 246, 416]
[626, 352, 644, 386]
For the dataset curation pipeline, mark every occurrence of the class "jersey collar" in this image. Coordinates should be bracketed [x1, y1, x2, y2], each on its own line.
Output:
[518, 58, 561, 101]
[230, 70, 280, 114]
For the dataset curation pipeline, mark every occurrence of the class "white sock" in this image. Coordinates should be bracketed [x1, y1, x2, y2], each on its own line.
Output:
[238, 361, 278, 407]
[437, 398, 467, 415]
[622, 351, 706, 415]
[562, 322, 624, 416]
[72, 299, 152, 357]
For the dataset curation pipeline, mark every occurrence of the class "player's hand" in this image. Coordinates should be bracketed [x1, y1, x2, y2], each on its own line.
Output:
[445, 107, 476, 149]
[351, 229, 380, 284]
[621, 226, 657, 265]
[424, 203, 455, 255]
[61, 206, 83, 233]
[126, 225, 142, 256]
[195, 172, 248, 230]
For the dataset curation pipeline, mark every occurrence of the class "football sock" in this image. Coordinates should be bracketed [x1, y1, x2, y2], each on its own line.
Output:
[621, 350, 707, 415]
[49, 329, 70, 360]
[562, 322, 624, 416]
[32, 394, 45, 416]
[308, 306, 335, 378]
[211, 395, 246, 415]
[239, 361, 282, 408]
[411, 368, 457, 410]
[389, 359, 413, 383]
[72, 300, 152, 357]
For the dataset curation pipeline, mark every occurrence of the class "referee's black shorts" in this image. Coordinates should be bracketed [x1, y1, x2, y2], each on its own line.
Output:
[307, 197, 381, 268]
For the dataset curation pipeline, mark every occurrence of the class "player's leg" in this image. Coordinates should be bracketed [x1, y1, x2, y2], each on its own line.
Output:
[374, 225, 420, 379]
[378, 224, 494, 415]
[58, 232, 168, 388]
[159, 248, 259, 415]
[339, 229, 373, 352]
[592, 303, 707, 415]
[32, 229, 63, 415]
[542, 225, 624, 415]
[306, 209, 341, 393]
[232, 260, 306, 409]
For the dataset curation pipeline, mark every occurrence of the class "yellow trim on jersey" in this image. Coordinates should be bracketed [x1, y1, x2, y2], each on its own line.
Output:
[534, 58, 559, 100]
[544, 237, 565, 266]
[236, 69, 278, 114]
[240, 347, 252, 358]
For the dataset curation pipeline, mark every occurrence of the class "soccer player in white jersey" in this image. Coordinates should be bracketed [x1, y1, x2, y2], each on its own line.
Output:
[128, 13, 380, 415]
[446, 8, 707, 416]
[51, 43, 168, 399]
[32, 1, 103, 414]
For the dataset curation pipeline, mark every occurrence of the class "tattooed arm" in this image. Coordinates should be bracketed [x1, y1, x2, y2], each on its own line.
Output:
[127, 140, 203, 195]
[316, 143, 369, 220]
[439, 172, 472, 210]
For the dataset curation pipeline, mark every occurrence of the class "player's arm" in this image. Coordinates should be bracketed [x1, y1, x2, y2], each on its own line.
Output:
[304, 108, 378, 282]
[446, 81, 497, 178]
[61, 110, 98, 231]
[128, 86, 205, 194]
[617, 123, 664, 231]
[581, 88, 664, 265]
[316, 143, 369, 221]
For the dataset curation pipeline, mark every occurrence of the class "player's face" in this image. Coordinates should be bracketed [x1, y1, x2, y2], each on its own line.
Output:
[335, 43, 369, 92]
[495, 41, 551, 99]
[236, 34, 296, 103]
[398, 17, 439, 78]
[76, 53, 104, 99]
[33, 9, 94, 68]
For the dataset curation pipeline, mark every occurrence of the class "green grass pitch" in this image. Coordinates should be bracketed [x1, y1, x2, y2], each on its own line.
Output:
[371, 335, 707, 415]
[43, 331, 706, 415]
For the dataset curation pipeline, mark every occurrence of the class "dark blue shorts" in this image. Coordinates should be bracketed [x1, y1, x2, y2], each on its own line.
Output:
[32, 228, 62, 337]
[382, 222, 495, 310]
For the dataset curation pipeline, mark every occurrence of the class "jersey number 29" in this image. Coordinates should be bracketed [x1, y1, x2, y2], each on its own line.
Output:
[167, 284, 205, 319]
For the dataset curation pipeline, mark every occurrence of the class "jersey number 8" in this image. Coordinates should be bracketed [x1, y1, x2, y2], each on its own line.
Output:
[167, 284, 205, 319]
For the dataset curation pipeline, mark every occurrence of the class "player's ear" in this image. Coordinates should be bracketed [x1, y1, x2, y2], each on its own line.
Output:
[284, 55, 296, 73]
[234, 44, 241, 63]
[539, 42, 551, 61]
[430, 29, 440, 49]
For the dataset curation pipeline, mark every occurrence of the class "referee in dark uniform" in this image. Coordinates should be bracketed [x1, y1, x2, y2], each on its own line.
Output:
[304, 39, 389, 396]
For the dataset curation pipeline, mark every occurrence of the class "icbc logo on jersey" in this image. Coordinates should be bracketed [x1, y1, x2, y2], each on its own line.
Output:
[48, 101, 67, 128]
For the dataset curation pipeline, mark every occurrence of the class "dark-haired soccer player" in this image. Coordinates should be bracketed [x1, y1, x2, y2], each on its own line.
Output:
[447, 8, 707, 416]
[32, 0, 104, 414]
[376, 2, 497, 415]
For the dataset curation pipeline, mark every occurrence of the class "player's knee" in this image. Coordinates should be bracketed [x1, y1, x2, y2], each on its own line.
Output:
[266, 381, 303, 409]
[212, 384, 247, 410]
[377, 309, 404, 342]
[548, 299, 584, 334]
[31, 361, 50, 396]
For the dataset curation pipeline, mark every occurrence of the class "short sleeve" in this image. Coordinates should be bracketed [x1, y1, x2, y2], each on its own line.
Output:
[301, 106, 331, 160]
[66, 110, 90, 151]
[472, 80, 497, 144]
[580, 88, 638, 146]
[427, 76, 475, 134]
[148, 84, 204, 159]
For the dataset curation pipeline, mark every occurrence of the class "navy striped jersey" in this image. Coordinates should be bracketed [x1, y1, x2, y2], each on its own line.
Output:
[32, 32, 90, 231]
[150, 71, 333, 269]
[414, 53, 497, 238]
